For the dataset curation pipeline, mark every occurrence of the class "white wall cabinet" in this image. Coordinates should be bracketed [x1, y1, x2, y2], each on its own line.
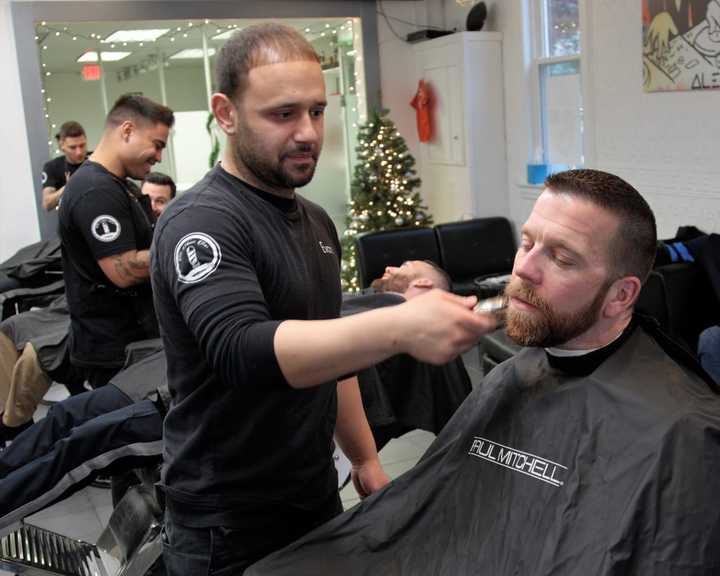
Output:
[414, 32, 508, 223]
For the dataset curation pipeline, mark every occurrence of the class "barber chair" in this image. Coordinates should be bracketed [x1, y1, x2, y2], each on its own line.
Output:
[0, 484, 162, 576]
[434, 217, 516, 296]
[355, 228, 441, 289]
[0, 279, 66, 321]
[636, 262, 720, 354]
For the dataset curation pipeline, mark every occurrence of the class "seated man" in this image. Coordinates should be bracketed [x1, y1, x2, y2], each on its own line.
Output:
[345, 259, 451, 313]
[247, 169, 720, 575]
[368, 259, 449, 296]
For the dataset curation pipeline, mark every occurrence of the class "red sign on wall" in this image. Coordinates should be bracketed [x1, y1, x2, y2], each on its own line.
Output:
[82, 64, 101, 81]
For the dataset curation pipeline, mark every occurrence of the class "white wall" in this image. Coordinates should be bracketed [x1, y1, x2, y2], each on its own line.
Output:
[377, 0, 506, 225]
[495, 0, 720, 238]
[0, 0, 41, 261]
[376, 1, 428, 167]
[379, 0, 720, 240]
[587, 0, 720, 238]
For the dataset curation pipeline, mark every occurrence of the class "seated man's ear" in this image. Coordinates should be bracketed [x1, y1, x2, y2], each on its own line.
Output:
[603, 276, 643, 318]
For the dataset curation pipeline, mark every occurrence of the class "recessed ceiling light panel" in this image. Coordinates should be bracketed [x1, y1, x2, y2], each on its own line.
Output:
[169, 48, 217, 60]
[102, 29, 169, 43]
[77, 51, 132, 63]
[211, 29, 238, 41]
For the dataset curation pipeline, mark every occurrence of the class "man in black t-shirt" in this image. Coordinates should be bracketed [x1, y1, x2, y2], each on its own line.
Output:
[41, 121, 90, 211]
[59, 94, 174, 388]
[151, 23, 495, 576]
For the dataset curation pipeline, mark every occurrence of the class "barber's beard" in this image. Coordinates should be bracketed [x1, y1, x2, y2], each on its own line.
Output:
[231, 129, 318, 191]
[504, 279, 609, 348]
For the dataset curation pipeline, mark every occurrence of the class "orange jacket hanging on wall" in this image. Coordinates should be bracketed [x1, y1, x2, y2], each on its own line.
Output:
[410, 80, 433, 142]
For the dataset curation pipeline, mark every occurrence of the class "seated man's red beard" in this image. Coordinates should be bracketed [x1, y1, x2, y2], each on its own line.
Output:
[504, 279, 609, 348]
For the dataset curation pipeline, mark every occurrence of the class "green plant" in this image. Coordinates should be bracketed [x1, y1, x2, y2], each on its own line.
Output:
[206, 112, 221, 168]
[340, 109, 431, 291]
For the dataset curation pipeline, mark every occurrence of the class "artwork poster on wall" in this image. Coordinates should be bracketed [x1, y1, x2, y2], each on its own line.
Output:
[643, 0, 720, 91]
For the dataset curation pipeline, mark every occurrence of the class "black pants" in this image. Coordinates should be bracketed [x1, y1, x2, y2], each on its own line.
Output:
[73, 364, 119, 391]
[162, 493, 343, 575]
[0, 385, 162, 529]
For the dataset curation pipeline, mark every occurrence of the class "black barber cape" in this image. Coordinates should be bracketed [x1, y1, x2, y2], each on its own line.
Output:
[247, 322, 720, 575]
[341, 292, 472, 448]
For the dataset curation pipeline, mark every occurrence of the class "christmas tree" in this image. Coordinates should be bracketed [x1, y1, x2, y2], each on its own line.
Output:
[341, 110, 433, 291]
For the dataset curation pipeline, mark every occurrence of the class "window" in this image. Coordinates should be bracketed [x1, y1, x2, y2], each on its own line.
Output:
[531, 0, 583, 171]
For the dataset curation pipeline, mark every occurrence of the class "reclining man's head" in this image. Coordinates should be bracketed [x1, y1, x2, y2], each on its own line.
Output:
[371, 259, 451, 298]
[505, 169, 656, 349]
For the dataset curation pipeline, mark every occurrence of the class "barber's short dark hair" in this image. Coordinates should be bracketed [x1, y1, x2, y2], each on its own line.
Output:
[215, 23, 319, 101]
[55, 121, 85, 142]
[544, 169, 657, 283]
[106, 94, 175, 129]
[142, 171, 176, 198]
[422, 260, 452, 291]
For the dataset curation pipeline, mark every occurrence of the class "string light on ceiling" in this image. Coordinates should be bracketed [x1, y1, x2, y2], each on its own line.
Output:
[35, 17, 366, 152]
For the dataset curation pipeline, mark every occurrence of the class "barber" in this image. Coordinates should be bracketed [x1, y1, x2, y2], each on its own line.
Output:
[58, 94, 174, 388]
[41, 121, 90, 211]
[151, 23, 495, 575]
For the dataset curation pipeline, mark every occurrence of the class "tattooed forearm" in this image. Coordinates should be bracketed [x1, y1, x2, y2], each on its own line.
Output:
[111, 250, 150, 284]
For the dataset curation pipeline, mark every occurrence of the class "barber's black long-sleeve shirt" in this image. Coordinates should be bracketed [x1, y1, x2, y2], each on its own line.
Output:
[151, 166, 342, 527]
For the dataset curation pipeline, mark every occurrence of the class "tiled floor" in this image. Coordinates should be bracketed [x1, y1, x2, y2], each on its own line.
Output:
[339, 428, 436, 510]
[1, 349, 484, 574]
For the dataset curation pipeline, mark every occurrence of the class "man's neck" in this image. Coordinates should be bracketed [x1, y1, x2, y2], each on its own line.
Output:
[89, 139, 125, 179]
[221, 148, 294, 199]
[553, 313, 633, 352]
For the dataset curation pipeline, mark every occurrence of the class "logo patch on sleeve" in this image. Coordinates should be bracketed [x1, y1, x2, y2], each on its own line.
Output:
[41, 171, 48, 185]
[91, 215, 122, 242]
[174, 232, 222, 284]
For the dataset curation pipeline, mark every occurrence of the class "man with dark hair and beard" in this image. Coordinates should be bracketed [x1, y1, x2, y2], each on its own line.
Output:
[247, 169, 720, 576]
[59, 94, 174, 389]
[150, 23, 494, 575]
